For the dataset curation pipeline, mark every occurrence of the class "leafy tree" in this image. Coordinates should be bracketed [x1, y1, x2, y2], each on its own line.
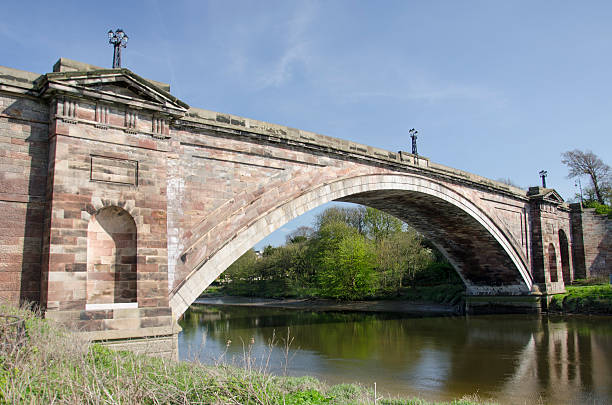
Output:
[275, 239, 313, 285]
[224, 249, 258, 282]
[562, 149, 611, 204]
[311, 220, 356, 261]
[315, 206, 366, 234]
[317, 222, 377, 300]
[363, 207, 403, 241]
[376, 230, 434, 291]
[261, 245, 276, 257]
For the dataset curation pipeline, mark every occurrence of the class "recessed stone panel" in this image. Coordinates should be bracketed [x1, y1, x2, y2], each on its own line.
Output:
[90, 155, 138, 185]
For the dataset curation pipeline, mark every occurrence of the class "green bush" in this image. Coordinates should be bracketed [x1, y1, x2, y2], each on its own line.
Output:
[284, 389, 331, 404]
[549, 284, 612, 314]
[582, 200, 612, 217]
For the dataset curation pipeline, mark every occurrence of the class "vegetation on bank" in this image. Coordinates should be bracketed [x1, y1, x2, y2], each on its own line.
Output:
[580, 199, 612, 217]
[0, 305, 489, 405]
[217, 206, 464, 303]
[549, 281, 612, 314]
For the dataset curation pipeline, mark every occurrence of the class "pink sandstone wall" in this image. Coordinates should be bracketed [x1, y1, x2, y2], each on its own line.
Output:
[0, 92, 49, 305]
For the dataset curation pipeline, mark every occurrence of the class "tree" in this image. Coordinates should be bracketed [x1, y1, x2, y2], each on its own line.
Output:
[224, 249, 258, 282]
[375, 230, 433, 291]
[495, 177, 521, 188]
[317, 222, 377, 300]
[315, 206, 366, 234]
[561, 150, 611, 204]
[285, 226, 314, 244]
[362, 207, 403, 241]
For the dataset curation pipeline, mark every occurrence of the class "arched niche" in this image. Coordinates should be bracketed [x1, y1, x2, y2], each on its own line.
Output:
[558, 230, 571, 284]
[548, 243, 558, 283]
[86, 206, 137, 310]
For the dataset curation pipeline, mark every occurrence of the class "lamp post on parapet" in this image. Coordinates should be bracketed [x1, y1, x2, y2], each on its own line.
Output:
[409, 128, 418, 156]
[539, 170, 548, 188]
[575, 178, 583, 207]
[108, 29, 129, 68]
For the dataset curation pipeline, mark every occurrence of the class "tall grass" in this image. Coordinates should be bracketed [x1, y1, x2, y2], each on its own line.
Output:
[0, 304, 488, 405]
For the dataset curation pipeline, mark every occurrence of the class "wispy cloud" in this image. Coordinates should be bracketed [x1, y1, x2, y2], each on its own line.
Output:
[256, 42, 310, 88]
[343, 80, 500, 104]
[254, 2, 317, 89]
[220, 1, 502, 107]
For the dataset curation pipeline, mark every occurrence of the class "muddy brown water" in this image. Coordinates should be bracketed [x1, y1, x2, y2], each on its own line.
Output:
[178, 299, 612, 404]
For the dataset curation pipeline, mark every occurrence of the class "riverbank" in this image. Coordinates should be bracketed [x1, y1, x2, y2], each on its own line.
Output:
[548, 283, 612, 314]
[195, 295, 462, 316]
[202, 281, 612, 316]
[208, 281, 465, 307]
[0, 305, 487, 404]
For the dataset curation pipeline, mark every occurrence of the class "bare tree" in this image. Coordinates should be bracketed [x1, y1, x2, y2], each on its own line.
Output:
[495, 177, 521, 188]
[285, 226, 314, 244]
[561, 149, 611, 204]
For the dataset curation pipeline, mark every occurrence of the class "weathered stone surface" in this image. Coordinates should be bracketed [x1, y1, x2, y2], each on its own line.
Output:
[0, 58, 607, 349]
[0, 89, 48, 305]
[100, 334, 178, 360]
[570, 205, 611, 278]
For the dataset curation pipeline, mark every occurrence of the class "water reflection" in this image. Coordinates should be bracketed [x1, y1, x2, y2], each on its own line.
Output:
[179, 305, 612, 404]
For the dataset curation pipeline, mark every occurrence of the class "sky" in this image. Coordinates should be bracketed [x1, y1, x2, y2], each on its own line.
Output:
[3, 1, 611, 249]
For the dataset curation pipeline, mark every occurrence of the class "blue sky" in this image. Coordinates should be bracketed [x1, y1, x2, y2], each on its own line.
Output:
[3, 1, 611, 249]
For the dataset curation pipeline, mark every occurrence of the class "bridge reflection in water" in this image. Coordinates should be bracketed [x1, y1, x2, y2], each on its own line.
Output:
[179, 305, 612, 405]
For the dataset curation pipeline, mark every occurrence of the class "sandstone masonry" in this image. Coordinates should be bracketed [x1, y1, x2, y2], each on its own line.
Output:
[0, 58, 608, 355]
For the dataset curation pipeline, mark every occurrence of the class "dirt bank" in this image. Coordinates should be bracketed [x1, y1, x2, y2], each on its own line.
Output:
[194, 295, 462, 315]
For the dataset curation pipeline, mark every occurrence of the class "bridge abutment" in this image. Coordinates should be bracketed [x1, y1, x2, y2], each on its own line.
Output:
[465, 294, 545, 314]
[464, 281, 566, 314]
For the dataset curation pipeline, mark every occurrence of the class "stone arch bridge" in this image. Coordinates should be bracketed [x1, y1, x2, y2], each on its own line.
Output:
[1, 58, 602, 357]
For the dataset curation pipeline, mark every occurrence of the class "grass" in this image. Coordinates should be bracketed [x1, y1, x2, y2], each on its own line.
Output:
[548, 282, 612, 314]
[0, 304, 492, 405]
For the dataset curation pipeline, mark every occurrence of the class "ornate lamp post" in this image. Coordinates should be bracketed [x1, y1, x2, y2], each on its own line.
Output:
[409, 128, 418, 156]
[539, 170, 548, 188]
[108, 29, 129, 68]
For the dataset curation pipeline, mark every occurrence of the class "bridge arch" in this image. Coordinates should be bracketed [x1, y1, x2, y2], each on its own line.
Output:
[170, 173, 533, 317]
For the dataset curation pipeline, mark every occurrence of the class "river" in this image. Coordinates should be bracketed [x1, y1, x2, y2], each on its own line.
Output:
[178, 301, 612, 404]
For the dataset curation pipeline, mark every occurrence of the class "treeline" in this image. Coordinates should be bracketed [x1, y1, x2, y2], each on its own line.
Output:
[218, 206, 463, 301]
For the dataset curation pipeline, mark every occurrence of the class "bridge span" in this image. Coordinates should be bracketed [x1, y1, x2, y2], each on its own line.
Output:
[1, 58, 602, 357]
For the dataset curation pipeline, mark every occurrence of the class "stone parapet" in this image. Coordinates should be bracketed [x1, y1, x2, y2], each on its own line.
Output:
[177, 107, 528, 199]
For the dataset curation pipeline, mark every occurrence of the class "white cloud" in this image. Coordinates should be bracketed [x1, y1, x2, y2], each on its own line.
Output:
[253, 1, 317, 89]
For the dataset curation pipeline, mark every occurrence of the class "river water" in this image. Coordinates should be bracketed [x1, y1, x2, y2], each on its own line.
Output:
[178, 303, 612, 404]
